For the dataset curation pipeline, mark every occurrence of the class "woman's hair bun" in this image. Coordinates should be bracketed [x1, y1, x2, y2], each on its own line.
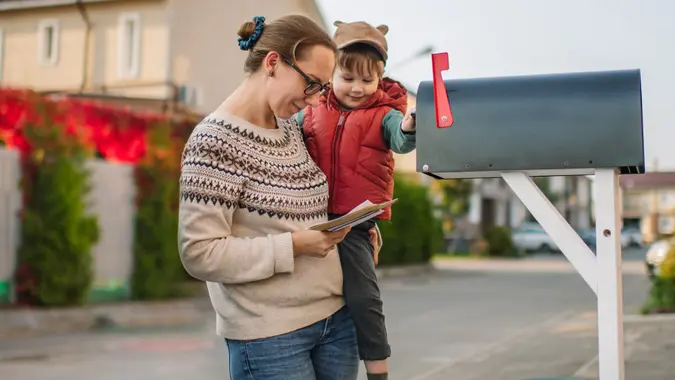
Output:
[237, 16, 266, 51]
[237, 21, 256, 41]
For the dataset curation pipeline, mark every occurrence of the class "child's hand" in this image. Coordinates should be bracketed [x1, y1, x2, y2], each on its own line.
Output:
[401, 107, 416, 133]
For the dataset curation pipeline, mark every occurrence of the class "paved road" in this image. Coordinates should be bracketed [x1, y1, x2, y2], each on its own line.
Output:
[0, 248, 652, 380]
[436, 246, 649, 275]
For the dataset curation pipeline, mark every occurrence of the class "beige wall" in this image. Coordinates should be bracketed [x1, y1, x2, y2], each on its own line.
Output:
[0, 0, 170, 98]
[167, 0, 328, 113]
[624, 188, 675, 217]
[87, 159, 136, 288]
[623, 190, 648, 217]
[1, 5, 87, 90]
[0, 149, 20, 292]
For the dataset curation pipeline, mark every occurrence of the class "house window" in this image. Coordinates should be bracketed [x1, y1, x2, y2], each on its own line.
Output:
[117, 13, 141, 79]
[37, 19, 60, 66]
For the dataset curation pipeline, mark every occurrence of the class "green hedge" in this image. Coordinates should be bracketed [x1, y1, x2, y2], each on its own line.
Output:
[130, 164, 184, 300]
[130, 120, 192, 300]
[643, 244, 675, 314]
[481, 226, 521, 257]
[378, 174, 444, 266]
[14, 127, 99, 307]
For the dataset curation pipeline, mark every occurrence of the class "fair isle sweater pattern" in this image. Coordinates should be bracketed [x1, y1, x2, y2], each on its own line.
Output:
[179, 116, 330, 222]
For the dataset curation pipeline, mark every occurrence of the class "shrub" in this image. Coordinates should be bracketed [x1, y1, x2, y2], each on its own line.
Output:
[15, 155, 99, 306]
[482, 226, 520, 257]
[130, 170, 182, 299]
[643, 245, 675, 314]
[13, 100, 99, 307]
[378, 174, 444, 266]
[130, 118, 195, 300]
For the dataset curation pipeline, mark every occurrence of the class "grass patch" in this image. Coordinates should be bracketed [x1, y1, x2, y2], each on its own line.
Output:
[432, 251, 484, 260]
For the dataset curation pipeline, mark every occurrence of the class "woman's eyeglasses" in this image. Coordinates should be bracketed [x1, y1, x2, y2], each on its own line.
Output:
[281, 55, 330, 96]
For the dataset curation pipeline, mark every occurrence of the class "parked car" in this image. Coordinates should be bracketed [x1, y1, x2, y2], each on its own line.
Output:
[511, 223, 635, 254]
[578, 227, 633, 250]
[577, 228, 597, 252]
[511, 223, 559, 252]
[645, 239, 671, 278]
[621, 226, 644, 248]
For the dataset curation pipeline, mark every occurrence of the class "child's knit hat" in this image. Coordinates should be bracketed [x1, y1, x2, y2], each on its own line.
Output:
[332, 20, 389, 62]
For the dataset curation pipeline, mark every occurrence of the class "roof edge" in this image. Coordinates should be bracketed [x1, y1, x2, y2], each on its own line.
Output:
[0, 0, 118, 12]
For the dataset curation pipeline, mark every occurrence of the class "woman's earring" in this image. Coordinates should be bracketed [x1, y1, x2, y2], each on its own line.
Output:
[268, 71, 274, 77]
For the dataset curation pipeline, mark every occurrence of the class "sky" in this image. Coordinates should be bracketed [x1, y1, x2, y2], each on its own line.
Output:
[317, 0, 675, 171]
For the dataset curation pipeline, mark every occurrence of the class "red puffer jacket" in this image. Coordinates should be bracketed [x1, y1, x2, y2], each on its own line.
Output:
[302, 78, 408, 220]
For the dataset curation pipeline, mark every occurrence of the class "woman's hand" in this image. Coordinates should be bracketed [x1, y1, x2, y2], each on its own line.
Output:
[291, 227, 352, 258]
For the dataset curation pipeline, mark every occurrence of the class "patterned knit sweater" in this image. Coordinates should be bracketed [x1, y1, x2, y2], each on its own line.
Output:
[178, 108, 344, 340]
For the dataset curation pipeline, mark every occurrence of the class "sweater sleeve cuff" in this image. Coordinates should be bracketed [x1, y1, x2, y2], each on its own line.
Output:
[273, 232, 295, 274]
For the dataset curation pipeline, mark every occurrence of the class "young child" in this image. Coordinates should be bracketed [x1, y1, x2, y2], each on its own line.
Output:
[296, 20, 417, 380]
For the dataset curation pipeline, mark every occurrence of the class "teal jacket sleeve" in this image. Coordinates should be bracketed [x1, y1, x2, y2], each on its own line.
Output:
[295, 109, 308, 141]
[382, 109, 416, 154]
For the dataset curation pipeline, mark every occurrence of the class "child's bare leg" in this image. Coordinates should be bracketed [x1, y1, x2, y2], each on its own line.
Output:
[365, 360, 388, 375]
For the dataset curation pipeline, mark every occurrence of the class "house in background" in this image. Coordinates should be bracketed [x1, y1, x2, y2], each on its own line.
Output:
[470, 175, 591, 236]
[549, 176, 593, 230]
[620, 171, 675, 244]
[0, 0, 326, 113]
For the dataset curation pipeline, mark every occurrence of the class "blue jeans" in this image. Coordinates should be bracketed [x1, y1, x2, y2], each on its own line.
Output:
[225, 306, 359, 380]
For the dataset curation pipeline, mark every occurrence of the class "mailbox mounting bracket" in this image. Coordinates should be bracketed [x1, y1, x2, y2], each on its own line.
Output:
[502, 169, 625, 380]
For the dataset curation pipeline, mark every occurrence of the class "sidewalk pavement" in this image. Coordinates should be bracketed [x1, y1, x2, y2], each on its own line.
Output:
[573, 314, 675, 380]
[417, 311, 675, 380]
[2, 308, 673, 379]
[0, 263, 432, 339]
[1, 262, 672, 379]
[433, 256, 647, 275]
[0, 297, 212, 339]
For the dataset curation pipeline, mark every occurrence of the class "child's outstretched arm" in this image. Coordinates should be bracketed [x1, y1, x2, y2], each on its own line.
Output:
[382, 107, 416, 154]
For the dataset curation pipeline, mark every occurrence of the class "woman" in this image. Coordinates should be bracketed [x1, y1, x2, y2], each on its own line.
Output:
[178, 14, 365, 380]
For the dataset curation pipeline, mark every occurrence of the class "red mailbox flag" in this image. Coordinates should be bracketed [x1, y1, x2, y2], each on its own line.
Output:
[432, 52, 454, 128]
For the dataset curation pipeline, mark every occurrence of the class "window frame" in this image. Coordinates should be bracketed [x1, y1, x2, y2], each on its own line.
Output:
[37, 19, 60, 67]
[117, 12, 142, 79]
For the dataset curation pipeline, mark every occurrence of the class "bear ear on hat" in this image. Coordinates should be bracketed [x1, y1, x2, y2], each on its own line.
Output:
[334, 20, 345, 27]
[376, 24, 389, 35]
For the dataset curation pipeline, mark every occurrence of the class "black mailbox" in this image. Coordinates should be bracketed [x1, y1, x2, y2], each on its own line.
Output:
[416, 64, 646, 179]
